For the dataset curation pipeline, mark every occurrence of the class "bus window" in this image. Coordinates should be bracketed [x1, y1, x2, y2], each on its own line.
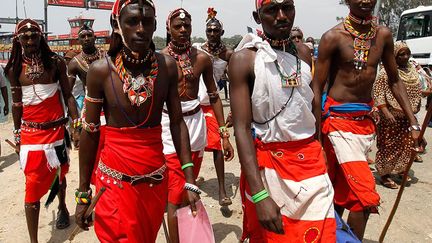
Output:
[398, 11, 432, 40]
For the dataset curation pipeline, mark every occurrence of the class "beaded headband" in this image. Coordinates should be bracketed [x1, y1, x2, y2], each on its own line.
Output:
[78, 25, 94, 36]
[111, 0, 155, 18]
[15, 19, 42, 35]
[256, 0, 285, 10]
[166, 8, 192, 30]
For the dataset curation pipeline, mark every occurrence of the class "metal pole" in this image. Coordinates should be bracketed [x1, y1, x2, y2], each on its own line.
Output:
[44, 0, 48, 34]
[15, 0, 18, 24]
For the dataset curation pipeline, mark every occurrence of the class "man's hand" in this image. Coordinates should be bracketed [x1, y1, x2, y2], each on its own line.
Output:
[75, 204, 92, 231]
[222, 138, 234, 161]
[73, 128, 80, 149]
[410, 130, 421, 151]
[255, 197, 284, 234]
[186, 190, 201, 217]
[3, 106, 8, 116]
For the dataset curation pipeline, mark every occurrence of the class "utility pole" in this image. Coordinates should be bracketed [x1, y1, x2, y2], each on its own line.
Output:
[15, 0, 18, 24]
[44, 0, 48, 34]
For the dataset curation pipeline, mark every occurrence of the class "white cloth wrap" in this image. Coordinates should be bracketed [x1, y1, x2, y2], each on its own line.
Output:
[19, 139, 67, 171]
[22, 83, 58, 106]
[162, 99, 207, 154]
[236, 33, 316, 143]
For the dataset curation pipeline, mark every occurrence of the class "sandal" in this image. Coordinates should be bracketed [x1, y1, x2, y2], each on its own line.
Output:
[56, 209, 70, 229]
[399, 173, 412, 182]
[414, 155, 423, 163]
[381, 176, 399, 189]
[219, 197, 233, 206]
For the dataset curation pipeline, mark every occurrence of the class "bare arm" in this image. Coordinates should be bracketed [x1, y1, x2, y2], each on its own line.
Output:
[202, 53, 234, 161]
[67, 60, 78, 97]
[1, 86, 8, 115]
[229, 49, 283, 234]
[57, 57, 79, 121]
[165, 57, 195, 183]
[381, 28, 417, 126]
[6, 69, 22, 131]
[311, 31, 337, 139]
[77, 60, 105, 192]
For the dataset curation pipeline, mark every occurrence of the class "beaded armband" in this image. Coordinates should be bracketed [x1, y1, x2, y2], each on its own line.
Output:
[82, 119, 101, 133]
[219, 126, 230, 139]
[13, 129, 21, 144]
[75, 188, 92, 205]
[72, 118, 82, 129]
[12, 102, 23, 107]
[85, 95, 104, 103]
[184, 183, 201, 195]
[207, 90, 219, 102]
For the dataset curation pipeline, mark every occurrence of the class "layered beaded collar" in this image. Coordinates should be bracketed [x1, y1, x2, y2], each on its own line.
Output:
[202, 41, 226, 58]
[257, 30, 291, 52]
[167, 41, 195, 80]
[22, 52, 44, 81]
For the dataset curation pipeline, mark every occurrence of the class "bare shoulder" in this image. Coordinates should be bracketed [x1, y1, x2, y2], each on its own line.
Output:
[156, 52, 177, 72]
[196, 48, 213, 66]
[376, 25, 393, 40]
[87, 57, 111, 84]
[321, 23, 345, 44]
[230, 48, 256, 65]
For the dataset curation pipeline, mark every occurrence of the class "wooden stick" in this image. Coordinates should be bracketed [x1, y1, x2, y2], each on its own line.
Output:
[379, 103, 432, 242]
[4, 139, 17, 150]
[68, 187, 106, 242]
[162, 217, 171, 243]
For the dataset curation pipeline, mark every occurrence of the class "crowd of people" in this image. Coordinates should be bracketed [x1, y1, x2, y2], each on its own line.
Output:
[2, 0, 432, 242]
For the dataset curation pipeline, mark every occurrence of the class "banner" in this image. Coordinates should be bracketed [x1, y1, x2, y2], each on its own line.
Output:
[47, 0, 85, 8]
[87, 0, 114, 10]
[48, 0, 114, 10]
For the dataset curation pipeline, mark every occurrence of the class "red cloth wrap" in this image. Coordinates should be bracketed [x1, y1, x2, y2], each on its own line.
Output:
[240, 138, 336, 242]
[202, 105, 222, 151]
[165, 151, 203, 205]
[21, 91, 68, 203]
[94, 126, 167, 242]
[322, 96, 380, 213]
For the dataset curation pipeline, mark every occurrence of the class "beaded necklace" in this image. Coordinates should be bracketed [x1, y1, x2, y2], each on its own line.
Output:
[79, 48, 101, 72]
[121, 49, 152, 64]
[344, 14, 377, 70]
[23, 52, 44, 81]
[203, 41, 226, 58]
[348, 12, 376, 25]
[258, 31, 302, 87]
[168, 41, 194, 79]
[115, 51, 158, 107]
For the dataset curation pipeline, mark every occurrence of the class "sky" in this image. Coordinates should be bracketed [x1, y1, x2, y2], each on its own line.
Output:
[0, 0, 348, 39]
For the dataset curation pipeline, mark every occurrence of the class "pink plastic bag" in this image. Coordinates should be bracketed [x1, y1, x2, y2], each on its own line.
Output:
[177, 200, 215, 243]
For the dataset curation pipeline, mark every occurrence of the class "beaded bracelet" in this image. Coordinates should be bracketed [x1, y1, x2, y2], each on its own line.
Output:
[72, 118, 82, 129]
[82, 119, 101, 133]
[219, 126, 230, 139]
[184, 183, 201, 195]
[181, 163, 194, 170]
[75, 189, 92, 205]
[252, 189, 270, 204]
[13, 129, 21, 144]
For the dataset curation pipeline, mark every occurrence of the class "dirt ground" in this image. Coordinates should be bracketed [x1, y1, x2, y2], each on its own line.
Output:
[0, 103, 432, 243]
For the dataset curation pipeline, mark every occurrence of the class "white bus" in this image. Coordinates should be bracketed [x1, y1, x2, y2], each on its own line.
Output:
[397, 5, 432, 68]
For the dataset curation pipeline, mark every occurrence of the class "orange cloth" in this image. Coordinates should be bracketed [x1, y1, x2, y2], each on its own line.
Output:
[322, 96, 380, 212]
[240, 138, 336, 242]
[166, 151, 203, 205]
[202, 105, 222, 151]
[94, 126, 168, 242]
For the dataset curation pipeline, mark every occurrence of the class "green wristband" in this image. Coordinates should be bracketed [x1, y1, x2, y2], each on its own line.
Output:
[181, 162, 194, 170]
[251, 189, 268, 202]
[253, 192, 270, 204]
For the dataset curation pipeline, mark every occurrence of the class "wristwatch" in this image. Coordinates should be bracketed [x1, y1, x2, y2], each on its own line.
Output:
[408, 124, 421, 132]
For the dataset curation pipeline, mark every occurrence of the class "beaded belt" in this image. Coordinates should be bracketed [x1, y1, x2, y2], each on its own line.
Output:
[21, 117, 68, 130]
[163, 105, 201, 117]
[332, 115, 366, 121]
[98, 161, 166, 186]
